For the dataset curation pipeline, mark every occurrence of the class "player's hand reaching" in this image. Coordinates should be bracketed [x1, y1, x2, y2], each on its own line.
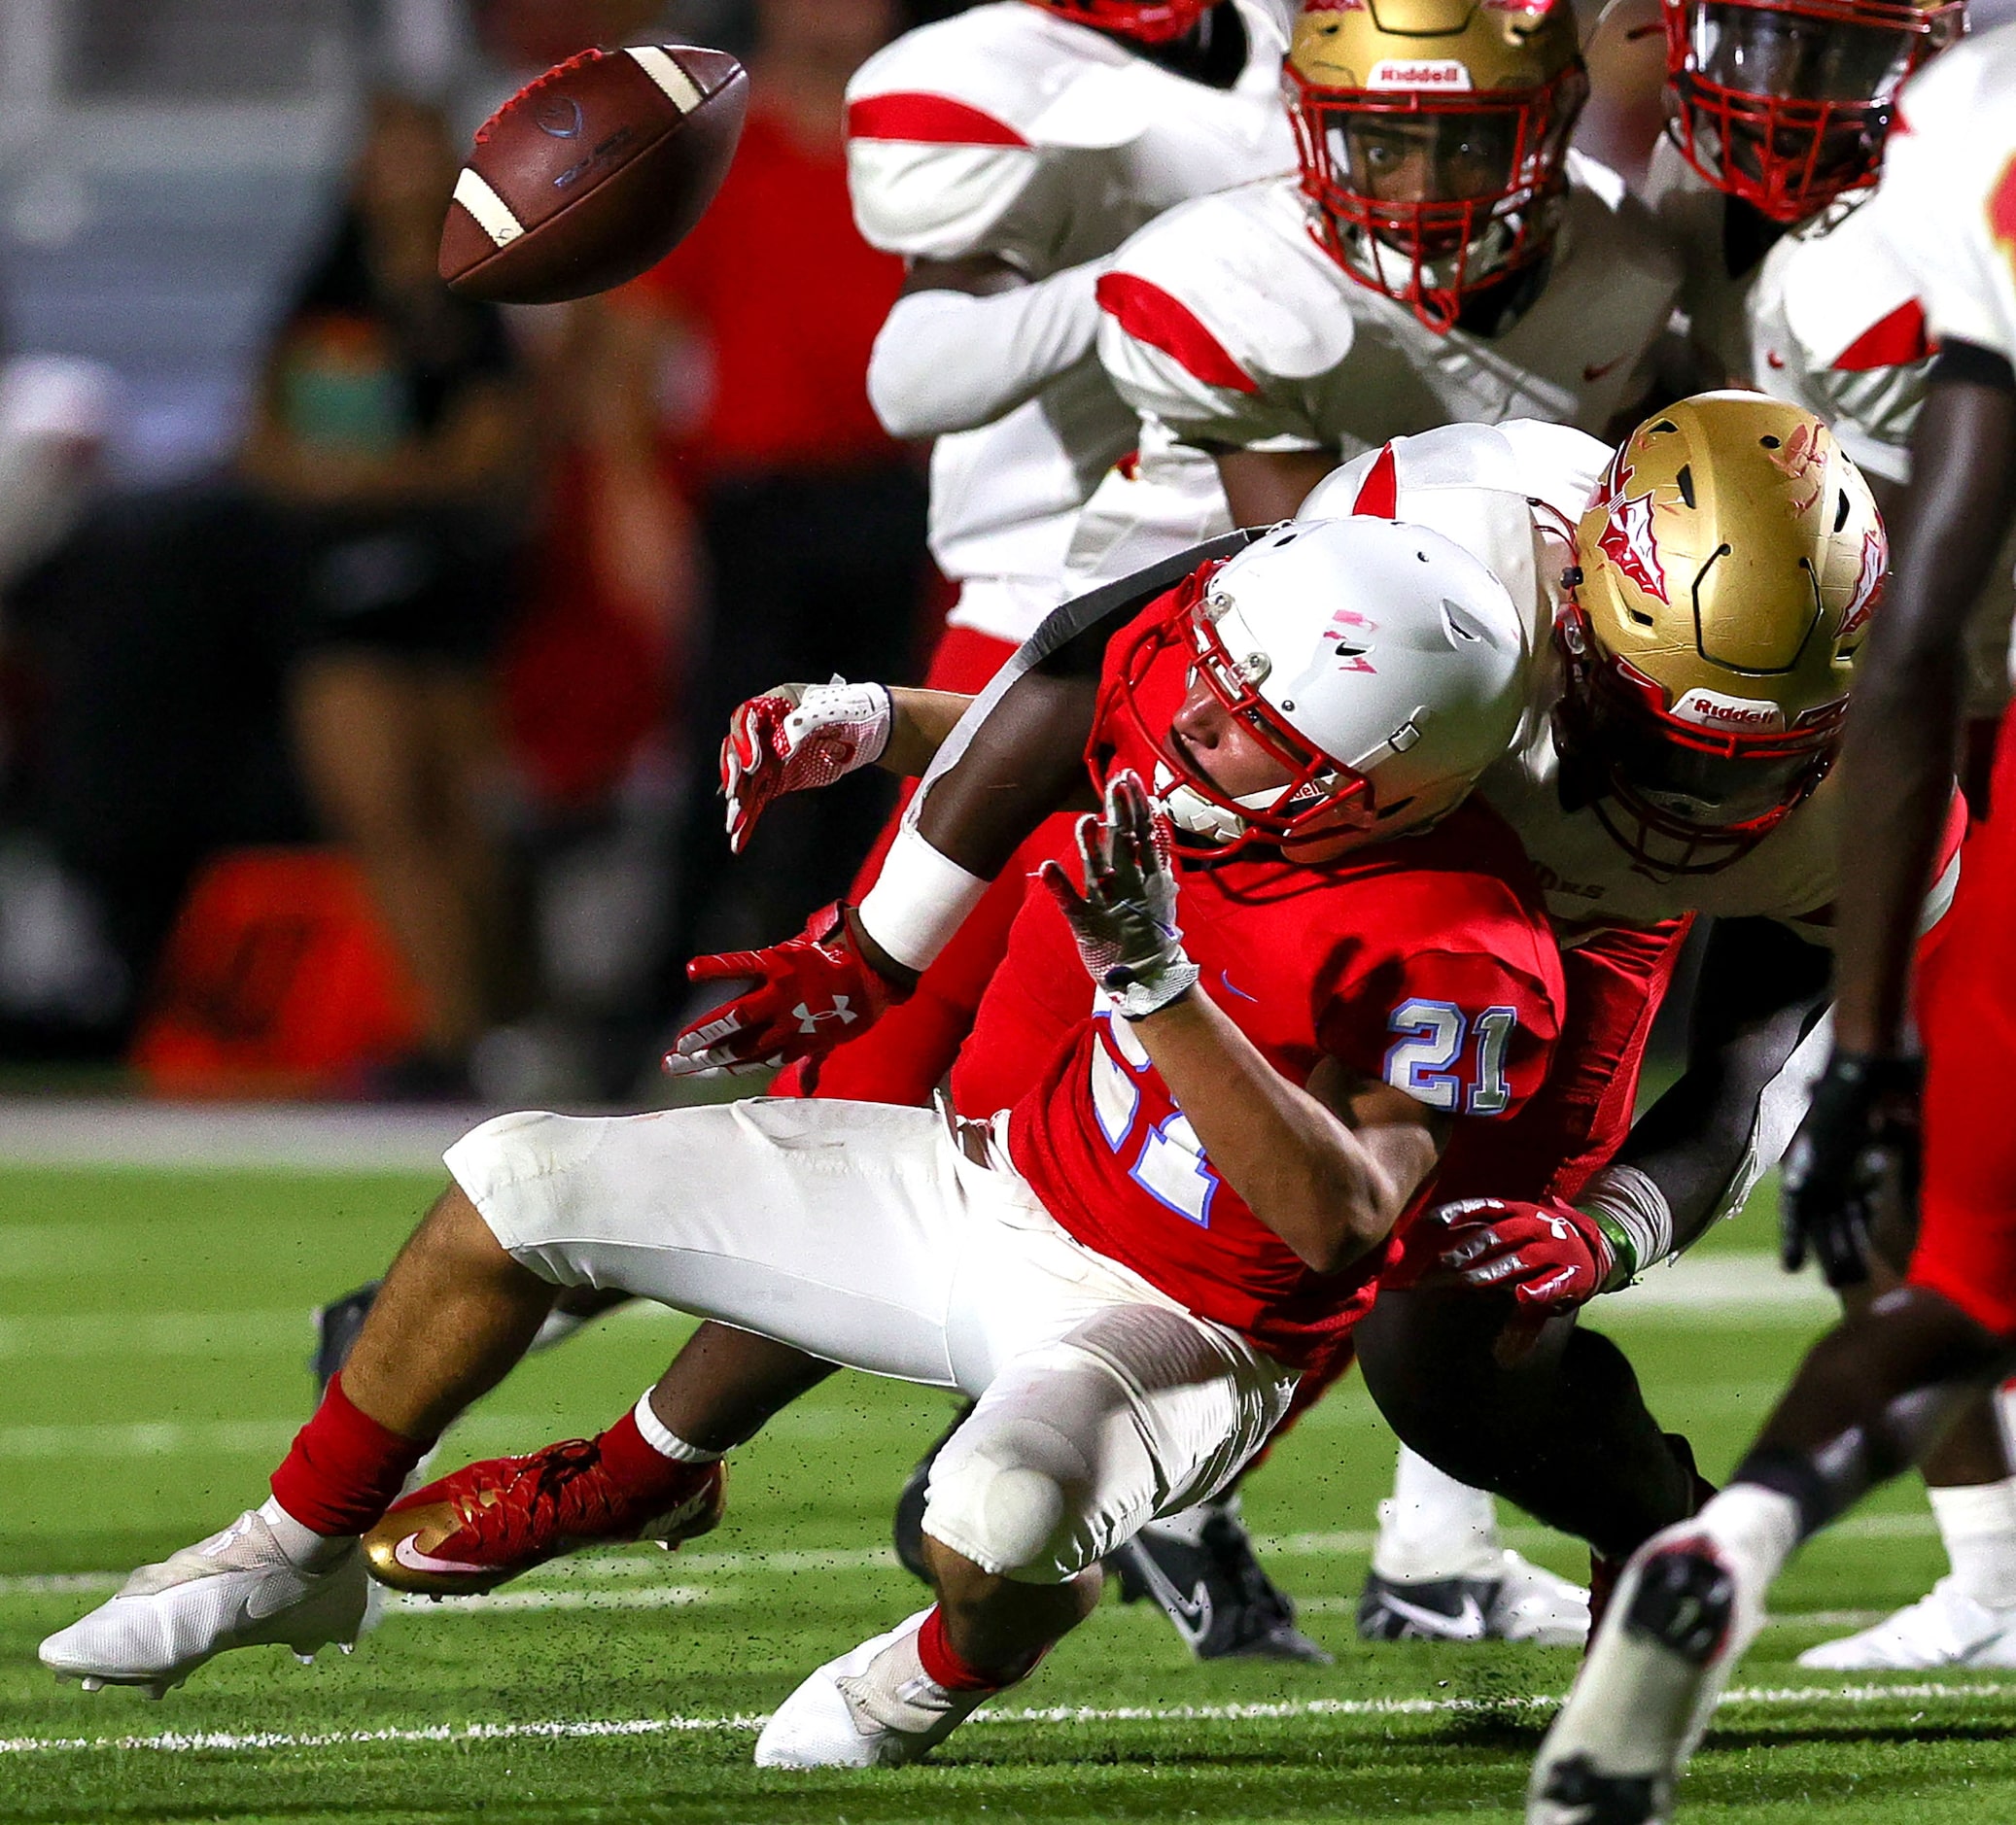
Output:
[1781, 1050, 1924, 1289]
[1427, 1195, 1618, 1312]
[664, 902, 912, 1078]
[720, 677, 892, 854]
[1039, 770, 1199, 1021]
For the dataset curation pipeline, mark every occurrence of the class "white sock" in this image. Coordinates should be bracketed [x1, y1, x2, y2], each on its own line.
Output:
[1371, 1446, 1500, 1581]
[1140, 1490, 1237, 1548]
[257, 1496, 355, 1571]
[1688, 1483, 1801, 1594]
[1929, 1478, 2016, 1608]
[632, 1390, 725, 1463]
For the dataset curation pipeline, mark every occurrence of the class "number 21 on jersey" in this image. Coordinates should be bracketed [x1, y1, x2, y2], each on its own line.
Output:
[1383, 999, 1517, 1115]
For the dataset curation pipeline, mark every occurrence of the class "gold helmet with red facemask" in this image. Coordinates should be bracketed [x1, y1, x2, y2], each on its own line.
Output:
[1103, 517, 1532, 863]
[1285, 0, 1588, 330]
[1026, 0, 1219, 43]
[1662, 0, 1962, 221]
[1557, 392, 1886, 877]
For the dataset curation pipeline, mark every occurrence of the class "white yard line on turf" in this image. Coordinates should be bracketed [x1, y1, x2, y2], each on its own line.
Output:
[3, 1679, 2012, 1758]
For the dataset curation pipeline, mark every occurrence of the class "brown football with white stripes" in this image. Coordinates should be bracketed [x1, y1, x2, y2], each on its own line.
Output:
[439, 44, 747, 305]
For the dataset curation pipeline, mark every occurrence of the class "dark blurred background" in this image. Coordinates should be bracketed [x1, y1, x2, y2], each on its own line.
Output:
[0, 0, 984, 1103]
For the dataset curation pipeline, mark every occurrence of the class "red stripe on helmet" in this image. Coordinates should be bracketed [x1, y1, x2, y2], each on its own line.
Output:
[1350, 444, 1400, 518]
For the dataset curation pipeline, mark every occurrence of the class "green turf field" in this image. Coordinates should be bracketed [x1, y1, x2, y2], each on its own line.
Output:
[2, 1157, 2013, 1824]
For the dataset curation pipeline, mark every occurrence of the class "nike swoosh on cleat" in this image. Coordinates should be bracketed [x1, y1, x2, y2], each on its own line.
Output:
[1376, 1590, 1487, 1640]
[1124, 1546, 1215, 1649]
[392, 1533, 493, 1578]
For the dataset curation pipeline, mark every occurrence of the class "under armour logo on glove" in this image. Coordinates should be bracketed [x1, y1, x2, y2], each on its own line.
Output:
[792, 996, 857, 1035]
[665, 904, 906, 1078]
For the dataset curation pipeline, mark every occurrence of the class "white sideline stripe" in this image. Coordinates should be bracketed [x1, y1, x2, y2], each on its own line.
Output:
[452, 168, 522, 246]
[627, 46, 704, 111]
[0, 1100, 496, 1171]
[4, 1678, 2013, 1758]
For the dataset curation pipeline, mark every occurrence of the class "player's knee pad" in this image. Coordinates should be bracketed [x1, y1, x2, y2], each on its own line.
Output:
[921, 1403, 1103, 1585]
[444, 1110, 608, 1286]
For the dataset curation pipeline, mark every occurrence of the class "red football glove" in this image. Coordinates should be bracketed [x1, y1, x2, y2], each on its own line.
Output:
[1425, 1195, 1618, 1313]
[720, 679, 891, 855]
[663, 902, 909, 1078]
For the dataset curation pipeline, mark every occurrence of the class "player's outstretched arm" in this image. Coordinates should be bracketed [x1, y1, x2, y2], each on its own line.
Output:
[867, 252, 1112, 441]
[1041, 771, 1444, 1274]
[721, 682, 975, 854]
[1783, 354, 2016, 1285]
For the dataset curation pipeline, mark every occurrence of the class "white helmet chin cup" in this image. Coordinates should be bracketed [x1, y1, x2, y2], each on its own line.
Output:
[1192, 517, 1531, 848]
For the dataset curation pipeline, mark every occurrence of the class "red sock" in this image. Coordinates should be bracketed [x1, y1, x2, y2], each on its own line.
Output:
[269, 1374, 434, 1538]
[916, 1604, 1038, 1692]
[595, 1407, 703, 1501]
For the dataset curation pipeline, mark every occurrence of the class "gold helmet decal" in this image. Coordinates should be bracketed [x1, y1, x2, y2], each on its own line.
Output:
[1285, 0, 1588, 329]
[1560, 391, 1885, 874]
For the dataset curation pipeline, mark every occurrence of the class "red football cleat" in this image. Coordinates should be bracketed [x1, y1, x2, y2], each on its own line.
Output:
[361, 1439, 724, 1597]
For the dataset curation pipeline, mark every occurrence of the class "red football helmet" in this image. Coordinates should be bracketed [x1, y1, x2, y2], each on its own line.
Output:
[1661, 0, 1963, 221]
[1025, 0, 1218, 45]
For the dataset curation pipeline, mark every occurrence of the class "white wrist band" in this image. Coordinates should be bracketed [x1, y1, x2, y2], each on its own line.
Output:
[1580, 1163, 1674, 1287]
[856, 826, 991, 974]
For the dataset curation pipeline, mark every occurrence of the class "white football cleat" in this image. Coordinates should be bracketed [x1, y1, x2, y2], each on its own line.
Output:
[1797, 1577, 2016, 1670]
[754, 1607, 1001, 1769]
[1359, 1549, 1589, 1648]
[1528, 1532, 1759, 1825]
[39, 1510, 371, 1697]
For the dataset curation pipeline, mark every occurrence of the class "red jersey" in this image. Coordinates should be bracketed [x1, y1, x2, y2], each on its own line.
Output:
[970, 598, 1565, 1369]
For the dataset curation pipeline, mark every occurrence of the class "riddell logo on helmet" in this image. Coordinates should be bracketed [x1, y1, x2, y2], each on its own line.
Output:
[1671, 689, 1787, 732]
[1368, 59, 1474, 90]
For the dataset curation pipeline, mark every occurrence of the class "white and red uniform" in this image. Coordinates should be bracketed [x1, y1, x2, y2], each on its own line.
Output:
[1857, 24, 2016, 1333]
[1294, 422, 1965, 1239]
[1066, 155, 1681, 584]
[1642, 131, 1761, 386]
[1748, 190, 2016, 717]
[447, 573, 1563, 1581]
[803, 0, 1298, 1103]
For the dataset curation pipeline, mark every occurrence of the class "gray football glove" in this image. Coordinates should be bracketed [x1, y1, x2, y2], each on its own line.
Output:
[1039, 769, 1199, 1021]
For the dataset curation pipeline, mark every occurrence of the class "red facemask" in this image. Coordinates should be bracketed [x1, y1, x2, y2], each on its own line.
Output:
[1661, 0, 1961, 221]
[1285, 58, 1589, 331]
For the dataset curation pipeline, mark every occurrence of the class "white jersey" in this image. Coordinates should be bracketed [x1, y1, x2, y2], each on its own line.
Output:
[1641, 132, 1763, 387]
[1296, 421, 1960, 940]
[1749, 130, 2016, 705]
[846, 0, 1296, 642]
[1868, 24, 2016, 373]
[1068, 155, 1682, 586]
[1747, 195, 1932, 485]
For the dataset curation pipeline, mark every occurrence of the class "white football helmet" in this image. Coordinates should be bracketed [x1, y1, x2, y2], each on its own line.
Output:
[1108, 516, 1533, 859]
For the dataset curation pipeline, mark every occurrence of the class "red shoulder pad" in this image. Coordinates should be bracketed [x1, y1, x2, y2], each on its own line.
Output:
[847, 92, 1028, 149]
[1095, 271, 1259, 396]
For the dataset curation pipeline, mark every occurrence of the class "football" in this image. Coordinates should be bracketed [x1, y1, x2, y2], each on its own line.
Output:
[438, 45, 747, 305]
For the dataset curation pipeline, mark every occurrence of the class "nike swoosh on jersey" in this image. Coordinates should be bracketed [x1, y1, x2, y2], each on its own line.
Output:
[392, 1533, 492, 1577]
[1582, 355, 1627, 383]
[1376, 1589, 1487, 1640]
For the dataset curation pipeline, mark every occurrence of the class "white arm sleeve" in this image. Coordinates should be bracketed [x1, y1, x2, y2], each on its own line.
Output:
[866, 258, 1110, 440]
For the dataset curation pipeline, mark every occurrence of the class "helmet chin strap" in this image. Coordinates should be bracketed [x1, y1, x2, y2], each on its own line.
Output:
[1152, 762, 1278, 848]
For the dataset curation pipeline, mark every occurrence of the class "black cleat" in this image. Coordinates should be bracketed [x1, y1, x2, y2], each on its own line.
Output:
[311, 1281, 381, 1395]
[1534, 1752, 1662, 1825]
[1624, 1547, 1734, 1665]
[1358, 1567, 1495, 1642]
[893, 1400, 973, 1583]
[1110, 1498, 1333, 1664]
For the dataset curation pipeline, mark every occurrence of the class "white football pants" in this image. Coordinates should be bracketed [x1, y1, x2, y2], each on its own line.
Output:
[445, 1099, 1297, 1582]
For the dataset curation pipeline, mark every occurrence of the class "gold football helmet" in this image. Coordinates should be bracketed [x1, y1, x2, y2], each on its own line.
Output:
[1285, 0, 1589, 330]
[1558, 391, 1886, 874]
